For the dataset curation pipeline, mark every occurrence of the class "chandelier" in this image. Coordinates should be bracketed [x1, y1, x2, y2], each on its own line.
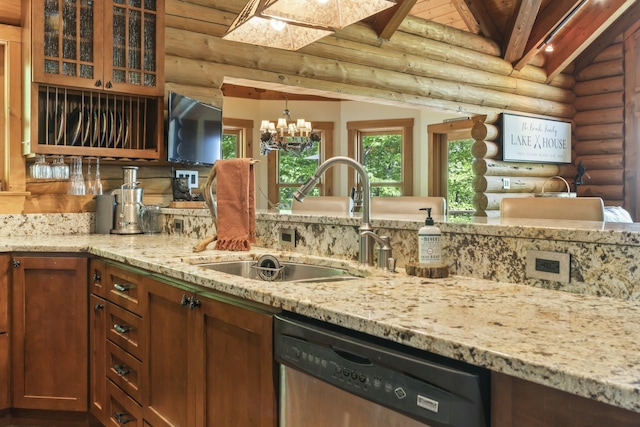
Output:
[259, 95, 321, 156]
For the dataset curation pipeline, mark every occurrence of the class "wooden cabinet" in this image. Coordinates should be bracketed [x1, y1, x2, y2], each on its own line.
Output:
[195, 292, 277, 427]
[89, 259, 107, 423]
[10, 255, 88, 412]
[91, 260, 147, 426]
[23, 0, 165, 159]
[31, 0, 164, 96]
[0, 255, 9, 410]
[89, 260, 277, 427]
[491, 372, 640, 426]
[142, 278, 195, 427]
[142, 275, 277, 427]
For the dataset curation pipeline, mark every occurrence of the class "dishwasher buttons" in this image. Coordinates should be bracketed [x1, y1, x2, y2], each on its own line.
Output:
[394, 387, 407, 399]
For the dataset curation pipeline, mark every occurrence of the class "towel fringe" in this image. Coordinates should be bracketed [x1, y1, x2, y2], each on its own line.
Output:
[215, 238, 251, 251]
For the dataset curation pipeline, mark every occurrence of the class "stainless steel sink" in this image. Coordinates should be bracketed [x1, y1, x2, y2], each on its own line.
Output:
[198, 258, 360, 283]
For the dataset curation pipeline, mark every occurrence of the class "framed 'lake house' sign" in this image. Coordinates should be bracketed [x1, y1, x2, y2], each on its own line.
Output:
[502, 113, 572, 163]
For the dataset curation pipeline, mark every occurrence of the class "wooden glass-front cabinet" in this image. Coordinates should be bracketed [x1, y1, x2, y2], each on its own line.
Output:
[34, 0, 164, 96]
[24, 0, 165, 159]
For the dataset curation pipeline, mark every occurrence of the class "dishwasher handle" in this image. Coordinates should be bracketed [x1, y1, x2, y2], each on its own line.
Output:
[332, 346, 373, 366]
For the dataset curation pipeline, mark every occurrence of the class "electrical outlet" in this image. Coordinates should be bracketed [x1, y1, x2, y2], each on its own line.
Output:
[502, 178, 511, 190]
[174, 219, 184, 233]
[526, 250, 570, 283]
[279, 228, 296, 248]
[176, 170, 199, 190]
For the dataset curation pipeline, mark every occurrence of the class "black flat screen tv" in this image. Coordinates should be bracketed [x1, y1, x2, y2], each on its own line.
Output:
[167, 91, 222, 166]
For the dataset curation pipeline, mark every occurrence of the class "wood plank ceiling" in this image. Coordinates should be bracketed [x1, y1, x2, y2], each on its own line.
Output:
[385, 0, 639, 82]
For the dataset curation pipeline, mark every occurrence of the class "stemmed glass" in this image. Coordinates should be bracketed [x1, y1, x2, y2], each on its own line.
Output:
[93, 158, 103, 195]
[67, 156, 86, 195]
[85, 158, 95, 195]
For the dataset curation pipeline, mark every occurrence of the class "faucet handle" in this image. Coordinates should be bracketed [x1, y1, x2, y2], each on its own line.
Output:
[387, 257, 396, 273]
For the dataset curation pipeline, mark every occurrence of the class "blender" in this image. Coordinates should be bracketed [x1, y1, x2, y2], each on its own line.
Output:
[111, 166, 144, 234]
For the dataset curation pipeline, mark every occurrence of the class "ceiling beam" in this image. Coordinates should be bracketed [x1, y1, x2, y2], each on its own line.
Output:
[574, 0, 640, 73]
[503, 0, 542, 65]
[544, 0, 637, 83]
[373, 0, 418, 40]
[513, 0, 582, 71]
[451, 0, 501, 42]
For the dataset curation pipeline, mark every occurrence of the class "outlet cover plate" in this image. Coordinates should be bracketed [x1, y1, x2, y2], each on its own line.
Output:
[526, 250, 570, 283]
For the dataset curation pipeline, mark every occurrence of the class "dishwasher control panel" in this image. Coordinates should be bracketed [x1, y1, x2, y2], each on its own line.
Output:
[274, 313, 490, 427]
[280, 335, 448, 423]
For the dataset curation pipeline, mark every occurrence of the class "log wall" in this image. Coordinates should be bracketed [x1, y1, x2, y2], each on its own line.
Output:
[573, 37, 626, 206]
[164, 0, 576, 118]
[470, 118, 576, 217]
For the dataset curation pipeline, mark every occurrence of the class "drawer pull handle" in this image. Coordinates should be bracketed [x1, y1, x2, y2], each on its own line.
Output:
[114, 283, 131, 292]
[181, 294, 201, 310]
[94, 303, 104, 312]
[93, 270, 101, 283]
[113, 324, 130, 334]
[114, 364, 130, 376]
[189, 297, 201, 310]
[114, 411, 132, 424]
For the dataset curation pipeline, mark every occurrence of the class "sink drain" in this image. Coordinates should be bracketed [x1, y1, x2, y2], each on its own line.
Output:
[256, 254, 282, 281]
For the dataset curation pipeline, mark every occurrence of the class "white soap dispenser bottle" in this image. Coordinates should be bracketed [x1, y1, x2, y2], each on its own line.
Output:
[418, 207, 441, 265]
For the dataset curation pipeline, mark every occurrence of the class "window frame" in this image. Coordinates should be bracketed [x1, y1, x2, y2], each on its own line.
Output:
[347, 118, 414, 196]
[222, 117, 253, 159]
[427, 118, 475, 204]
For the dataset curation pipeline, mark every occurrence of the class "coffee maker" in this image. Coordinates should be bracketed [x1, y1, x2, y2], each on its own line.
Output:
[111, 166, 144, 234]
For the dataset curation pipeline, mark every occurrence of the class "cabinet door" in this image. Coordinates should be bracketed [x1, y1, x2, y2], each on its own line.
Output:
[90, 294, 107, 424]
[195, 297, 277, 427]
[11, 255, 88, 411]
[142, 278, 197, 427]
[0, 254, 9, 410]
[104, 0, 164, 96]
[33, 0, 104, 89]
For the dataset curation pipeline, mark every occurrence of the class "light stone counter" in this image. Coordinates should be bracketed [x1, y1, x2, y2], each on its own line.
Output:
[1, 233, 640, 414]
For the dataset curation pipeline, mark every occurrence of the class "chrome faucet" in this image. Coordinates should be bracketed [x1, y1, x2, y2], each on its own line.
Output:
[293, 156, 391, 268]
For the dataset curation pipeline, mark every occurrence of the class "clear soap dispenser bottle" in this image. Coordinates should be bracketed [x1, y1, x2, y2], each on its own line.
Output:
[418, 207, 441, 265]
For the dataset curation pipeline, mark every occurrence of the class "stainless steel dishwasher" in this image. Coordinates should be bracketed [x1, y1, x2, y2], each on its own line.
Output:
[274, 313, 490, 427]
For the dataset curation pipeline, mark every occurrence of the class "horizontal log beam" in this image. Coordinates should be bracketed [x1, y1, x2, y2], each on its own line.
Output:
[165, 29, 575, 117]
[574, 107, 624, 126]
[573, 76, 624, 96]
[574, 139, 624, 155]
[473, 159, 576, 177]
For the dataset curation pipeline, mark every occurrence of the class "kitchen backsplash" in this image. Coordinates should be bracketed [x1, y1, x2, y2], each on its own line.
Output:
[4, 210, 640, 301]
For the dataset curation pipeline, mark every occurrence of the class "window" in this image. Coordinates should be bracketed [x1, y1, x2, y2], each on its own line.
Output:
[268, 122, 334, 209]
[347, 119, 413, 196]
[222, 118, 252, 159]
[428, 118, 475, 215]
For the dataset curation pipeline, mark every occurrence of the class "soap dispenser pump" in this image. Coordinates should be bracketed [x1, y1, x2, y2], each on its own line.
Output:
[418, 207, 441, 265]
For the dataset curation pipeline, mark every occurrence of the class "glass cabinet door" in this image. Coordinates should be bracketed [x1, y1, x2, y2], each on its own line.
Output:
[35, 0, 104, 89]
[105, 0, 164, 96]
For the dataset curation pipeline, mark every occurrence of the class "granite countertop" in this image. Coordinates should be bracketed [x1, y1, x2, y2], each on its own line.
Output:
[3, 233, 640, 413]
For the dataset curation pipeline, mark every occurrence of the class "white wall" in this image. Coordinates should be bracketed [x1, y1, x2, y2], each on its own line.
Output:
[222, 97, 460, 209]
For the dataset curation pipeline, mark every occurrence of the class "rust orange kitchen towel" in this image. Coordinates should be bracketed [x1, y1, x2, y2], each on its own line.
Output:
[214, 158, 256, 251]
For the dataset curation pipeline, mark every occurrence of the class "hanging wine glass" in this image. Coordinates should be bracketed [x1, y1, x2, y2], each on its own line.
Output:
[93, 157, 103, 195]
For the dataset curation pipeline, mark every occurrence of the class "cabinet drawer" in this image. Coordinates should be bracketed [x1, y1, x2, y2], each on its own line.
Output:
[107, 340, 142, 404]
[106, 380, 143, 427]
[90, 259, 108, 298]
[106, 303, 143, 361]
[105, 264, 145, 315]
